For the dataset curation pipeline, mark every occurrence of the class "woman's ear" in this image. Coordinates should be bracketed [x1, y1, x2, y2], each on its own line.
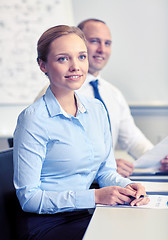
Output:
[38, 59, 48, 74]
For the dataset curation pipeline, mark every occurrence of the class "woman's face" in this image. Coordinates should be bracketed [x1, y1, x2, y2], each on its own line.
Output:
[39, 33, 88, 96]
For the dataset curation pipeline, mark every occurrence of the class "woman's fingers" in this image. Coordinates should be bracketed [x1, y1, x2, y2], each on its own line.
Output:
[126, 183, 146, 199]
[130, 195, 150, 206]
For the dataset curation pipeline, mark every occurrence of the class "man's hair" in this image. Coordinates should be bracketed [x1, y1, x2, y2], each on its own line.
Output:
[77, 18, 106, 31]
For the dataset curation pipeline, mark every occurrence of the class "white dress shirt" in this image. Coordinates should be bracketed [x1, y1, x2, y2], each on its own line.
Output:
[76, 73, 153, 159]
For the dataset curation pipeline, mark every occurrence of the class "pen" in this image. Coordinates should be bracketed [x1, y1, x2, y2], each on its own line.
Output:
[129, 195, 147, 200]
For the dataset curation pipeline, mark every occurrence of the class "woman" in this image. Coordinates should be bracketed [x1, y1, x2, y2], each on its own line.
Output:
[13, 25, 149, 240]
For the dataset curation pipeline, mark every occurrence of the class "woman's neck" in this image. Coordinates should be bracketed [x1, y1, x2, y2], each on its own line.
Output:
[60, 94, 77, 116]
[52, 88, 77, 116]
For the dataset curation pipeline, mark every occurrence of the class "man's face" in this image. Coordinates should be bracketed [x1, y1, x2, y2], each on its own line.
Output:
[82, 21, 112, 77]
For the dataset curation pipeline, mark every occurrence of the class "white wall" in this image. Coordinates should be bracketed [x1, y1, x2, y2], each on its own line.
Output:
[130, 106, 168, 145]
[72, 0, 168, 105]
[0, 0, 74, 138]
[0, 0, 74, 104]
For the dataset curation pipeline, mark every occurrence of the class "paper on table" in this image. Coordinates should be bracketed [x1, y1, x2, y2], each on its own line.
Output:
[134, 136, 168, 169]
[136, 195, 168, 209]
[97, 195, 168, 209]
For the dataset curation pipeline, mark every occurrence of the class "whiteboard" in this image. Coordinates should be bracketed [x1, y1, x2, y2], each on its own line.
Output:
[0, 0, 74, 104]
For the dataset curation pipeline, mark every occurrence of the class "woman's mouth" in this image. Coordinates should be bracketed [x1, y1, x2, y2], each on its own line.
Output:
[65, 75, 82, 80]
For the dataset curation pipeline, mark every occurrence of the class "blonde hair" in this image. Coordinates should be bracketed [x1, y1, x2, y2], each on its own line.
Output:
[37, 25, 87, 64]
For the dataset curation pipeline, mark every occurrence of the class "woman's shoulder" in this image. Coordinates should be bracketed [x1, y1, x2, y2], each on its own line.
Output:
[18, 97, 46, 122]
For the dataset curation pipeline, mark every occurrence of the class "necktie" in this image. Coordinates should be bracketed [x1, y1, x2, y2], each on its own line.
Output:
[89, 80, 111, 131]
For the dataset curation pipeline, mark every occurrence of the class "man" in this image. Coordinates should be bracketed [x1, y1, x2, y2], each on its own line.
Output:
[35, 19, 168, 176]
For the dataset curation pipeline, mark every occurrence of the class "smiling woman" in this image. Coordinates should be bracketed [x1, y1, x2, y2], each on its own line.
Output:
[37, 25, 88, 116]
[36, 25, 88, 117]
[13, 25, 149, 240]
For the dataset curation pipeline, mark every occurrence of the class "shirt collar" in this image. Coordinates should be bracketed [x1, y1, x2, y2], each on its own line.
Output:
[44, 86, 86, 118]
[83, 73, 101, 86]
[76, 93, 86, 114]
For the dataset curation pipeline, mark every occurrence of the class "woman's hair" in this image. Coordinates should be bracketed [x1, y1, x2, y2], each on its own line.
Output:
[37, 25, 87, 64]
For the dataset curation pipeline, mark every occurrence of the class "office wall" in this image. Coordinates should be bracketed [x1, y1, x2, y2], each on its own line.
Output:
[72, 0, 168, 105]
[130, 106, 168, 145]
[0, 0, 74, 104]
[0, 0, 74, 138]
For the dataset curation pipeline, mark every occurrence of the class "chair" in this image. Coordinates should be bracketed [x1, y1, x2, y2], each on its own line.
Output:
[7, 138, 13, 148]
[0, 148, 21, 240]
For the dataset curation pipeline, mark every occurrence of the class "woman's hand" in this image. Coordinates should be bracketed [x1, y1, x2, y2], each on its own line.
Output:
[126, 183, 150, 206]
[95, 186, 136, 206]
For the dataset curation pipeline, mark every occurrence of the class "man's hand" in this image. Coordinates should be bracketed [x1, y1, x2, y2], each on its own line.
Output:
[160, 156, 168, 171]
[116, 159, 134, 177]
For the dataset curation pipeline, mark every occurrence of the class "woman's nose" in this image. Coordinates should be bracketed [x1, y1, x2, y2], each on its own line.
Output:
[69, 59, 80, 72]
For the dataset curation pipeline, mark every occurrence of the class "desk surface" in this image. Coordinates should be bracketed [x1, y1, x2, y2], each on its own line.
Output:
[83, 206, 168, 240]
[83, 156, 168, 240]
[136, 181, 168, 192]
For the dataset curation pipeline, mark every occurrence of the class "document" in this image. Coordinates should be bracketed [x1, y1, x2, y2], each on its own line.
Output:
[136, 195, 168, 209]
[97, 195, 168, 209]
[134, 136, 168, 170]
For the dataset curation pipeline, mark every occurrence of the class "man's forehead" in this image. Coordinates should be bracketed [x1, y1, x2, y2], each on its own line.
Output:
[85, 33, 112, 43]
[83, 21, 112, 40]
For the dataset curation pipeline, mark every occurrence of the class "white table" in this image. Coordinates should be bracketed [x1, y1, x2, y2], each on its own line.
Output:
[84, 151, 168, 239]
[83, 206, 168, 240]
[136, 181, 168, 192]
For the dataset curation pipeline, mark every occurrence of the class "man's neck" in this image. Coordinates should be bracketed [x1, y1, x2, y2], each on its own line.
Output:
[88, 70, 99, 77]
[87, 72, 101, 80]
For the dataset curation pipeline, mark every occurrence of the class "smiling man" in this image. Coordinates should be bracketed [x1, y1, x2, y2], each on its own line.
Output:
[76, 19, 154, 177]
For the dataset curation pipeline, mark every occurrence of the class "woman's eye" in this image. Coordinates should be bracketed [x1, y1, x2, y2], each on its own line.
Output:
[79, 55, 86, 60]
[58, 57, 68, 62]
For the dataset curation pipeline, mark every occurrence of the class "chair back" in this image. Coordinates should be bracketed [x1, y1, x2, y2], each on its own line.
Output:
[0, 148, 21, 240]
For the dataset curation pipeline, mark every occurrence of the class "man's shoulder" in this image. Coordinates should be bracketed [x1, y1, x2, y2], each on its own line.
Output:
[77, 94, 105, 115]
[78, 93, 102, 106]
[100, 77, 124, 96]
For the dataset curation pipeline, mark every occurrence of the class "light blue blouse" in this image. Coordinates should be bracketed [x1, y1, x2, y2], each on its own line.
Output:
[13, 87, 131, 214]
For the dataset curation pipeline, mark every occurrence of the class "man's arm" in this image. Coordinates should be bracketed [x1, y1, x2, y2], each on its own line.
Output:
[160, 156, 168, 171]
[116, 159, 134, 177]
